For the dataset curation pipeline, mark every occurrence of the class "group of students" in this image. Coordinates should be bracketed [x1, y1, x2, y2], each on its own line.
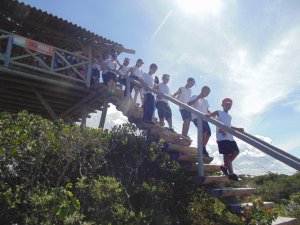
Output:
[97, 53, 244, 181]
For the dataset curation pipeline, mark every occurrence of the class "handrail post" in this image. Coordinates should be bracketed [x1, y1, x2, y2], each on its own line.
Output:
[4, 34, 13, 67]
[197, 116, 204, 176]
[50, 49, 55, 71]
[86, 47, 92, 88]
[125, 76, 130, 99]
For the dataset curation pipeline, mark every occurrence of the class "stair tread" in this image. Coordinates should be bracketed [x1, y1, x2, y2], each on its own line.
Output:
[230, 201, 274, 207]
[211, 187, 256, 198]
[192, 164, 221, 172]
[177, 154, 214, 164]
[272, 217, 299, 225]
[229, 201, 275, 210]
[196, 175, 230, 185]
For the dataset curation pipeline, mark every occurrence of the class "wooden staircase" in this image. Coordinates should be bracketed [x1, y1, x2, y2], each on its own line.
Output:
[101, 86, 299, 225]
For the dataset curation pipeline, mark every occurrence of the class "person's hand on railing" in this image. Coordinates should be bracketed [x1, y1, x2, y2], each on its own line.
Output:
[233, 127, 244, 132]
[219, 128, 227, 136]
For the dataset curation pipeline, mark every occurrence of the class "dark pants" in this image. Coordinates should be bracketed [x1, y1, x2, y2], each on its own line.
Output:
[143, 93, 155, 122]
[124, 75, 138, 97]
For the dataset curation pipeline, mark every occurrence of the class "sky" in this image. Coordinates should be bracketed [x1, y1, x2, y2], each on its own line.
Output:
[21, 0, 300, 175]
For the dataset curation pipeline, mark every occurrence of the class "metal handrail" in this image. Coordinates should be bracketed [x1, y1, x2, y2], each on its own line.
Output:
[119, 73, 300, 173]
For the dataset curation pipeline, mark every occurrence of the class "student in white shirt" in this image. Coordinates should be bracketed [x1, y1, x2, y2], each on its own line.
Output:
[91, 54, 102, 87]
[208, 98, 244, 181]
[173, 77, 195, 138]
[155, 74, 173, 129]
[117, 58, 130, 92]
[140, 63, 158, 124]
[188, 86, 211, 156]
[127, 59, 144, 106]
[103, 53, 118, 88]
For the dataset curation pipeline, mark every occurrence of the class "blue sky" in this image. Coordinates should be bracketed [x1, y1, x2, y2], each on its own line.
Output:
[21, 0, 300, 174]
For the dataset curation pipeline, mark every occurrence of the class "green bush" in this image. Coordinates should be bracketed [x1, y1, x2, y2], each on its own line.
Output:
[0, 111, 275, 224]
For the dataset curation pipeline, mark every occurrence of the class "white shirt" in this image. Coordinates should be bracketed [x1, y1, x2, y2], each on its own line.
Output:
[190, 95, 210, 120]
[216, 110, 234, 141]
[92, 58, 101, 71]
[118, 65, 130, 76]
[131, 66, 142, 78]
[156, 83, 171, 103]
[140, 72, 154, 94]
[177, 87, 191, 109]
[106, 59, 117, 73]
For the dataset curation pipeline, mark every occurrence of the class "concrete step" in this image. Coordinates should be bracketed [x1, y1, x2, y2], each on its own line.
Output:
[272, 217, 299, 225]
[176, 154, 214, 164]
[229, 202, 275, 214]
[211, 187, 256, 198]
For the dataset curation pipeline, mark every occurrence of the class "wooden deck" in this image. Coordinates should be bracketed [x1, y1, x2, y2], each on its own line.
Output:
[0, 66, 109, 121]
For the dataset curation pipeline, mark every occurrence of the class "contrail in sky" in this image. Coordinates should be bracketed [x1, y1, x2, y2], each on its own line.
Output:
[151, 10, 172, 40]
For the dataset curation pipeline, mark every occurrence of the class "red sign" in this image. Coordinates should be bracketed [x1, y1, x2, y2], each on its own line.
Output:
[13, 35, 54, 56]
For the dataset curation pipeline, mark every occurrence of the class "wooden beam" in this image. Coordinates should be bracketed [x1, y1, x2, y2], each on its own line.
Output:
[0, 90, 72, 107]
[98, 101, 108, 128]
[81, 104, 87, 127]
[32, 88, 58, 120]
[0, 80, 84, 101]
[59, 90, 104, 117]
[0, 67, 87, 91]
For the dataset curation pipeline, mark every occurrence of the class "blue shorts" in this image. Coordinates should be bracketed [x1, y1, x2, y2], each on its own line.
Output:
[180, 109, 191, 120]
[155, 101, 172, 120]
[217, 140, 239, 154]
[192, 119, 211, 136]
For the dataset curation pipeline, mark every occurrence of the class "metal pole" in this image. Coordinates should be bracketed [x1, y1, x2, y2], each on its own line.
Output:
[4, 34, 13, 67]
[197, 116, 204, 176]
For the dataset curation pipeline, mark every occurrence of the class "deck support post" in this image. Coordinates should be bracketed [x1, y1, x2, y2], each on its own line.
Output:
[81, 103, 87, 127]
[32, 88, 58, 120]
[99, 101, 108, 128]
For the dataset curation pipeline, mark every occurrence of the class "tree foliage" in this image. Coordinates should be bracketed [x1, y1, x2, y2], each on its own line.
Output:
[0, 111, 275, 224]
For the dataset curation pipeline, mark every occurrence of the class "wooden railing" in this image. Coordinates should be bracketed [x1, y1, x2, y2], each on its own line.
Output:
[0, 29, 92, 87]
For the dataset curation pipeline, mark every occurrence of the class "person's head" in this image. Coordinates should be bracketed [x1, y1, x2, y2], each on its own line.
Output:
[186, 77, 196, 88]
[149, 63, 158, 75]
[136, 58, 144, 67]
[200, 86, 210, 97]
[111, 52, 118, 60]
[123, 57, 130, 66]
[222, 98, 233, 112]
[162, 74, 170, 84]
[103, 51, 110, 60]
[96, 53, 103, 61]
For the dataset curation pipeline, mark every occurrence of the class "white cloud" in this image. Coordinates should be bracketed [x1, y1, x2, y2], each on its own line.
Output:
[86, 104, 128, 129]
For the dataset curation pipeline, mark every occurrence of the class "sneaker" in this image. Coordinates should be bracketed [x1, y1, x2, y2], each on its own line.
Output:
[228, 173, 240, 181]
[167, 128, 175, 133]
[202, 147, 210, 157]
[220, 166, 228, 175]
[143, 120, 155, 125]
[180, 134, 191, 139]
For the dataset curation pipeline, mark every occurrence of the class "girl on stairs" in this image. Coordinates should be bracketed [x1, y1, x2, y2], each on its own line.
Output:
[208, 98, 244, 181]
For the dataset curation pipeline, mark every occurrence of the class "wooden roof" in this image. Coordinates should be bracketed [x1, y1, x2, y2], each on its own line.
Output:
[0, 0, 125, 53]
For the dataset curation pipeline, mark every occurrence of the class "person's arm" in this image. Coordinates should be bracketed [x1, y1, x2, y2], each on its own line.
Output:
[232, 126, 244, 132]
[207, 110, 218, 117]
[117, 65, 123, 72]
[116, 58, 122, 67]
[187, 95, 200, 106]
[173, 88, 182, 98]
